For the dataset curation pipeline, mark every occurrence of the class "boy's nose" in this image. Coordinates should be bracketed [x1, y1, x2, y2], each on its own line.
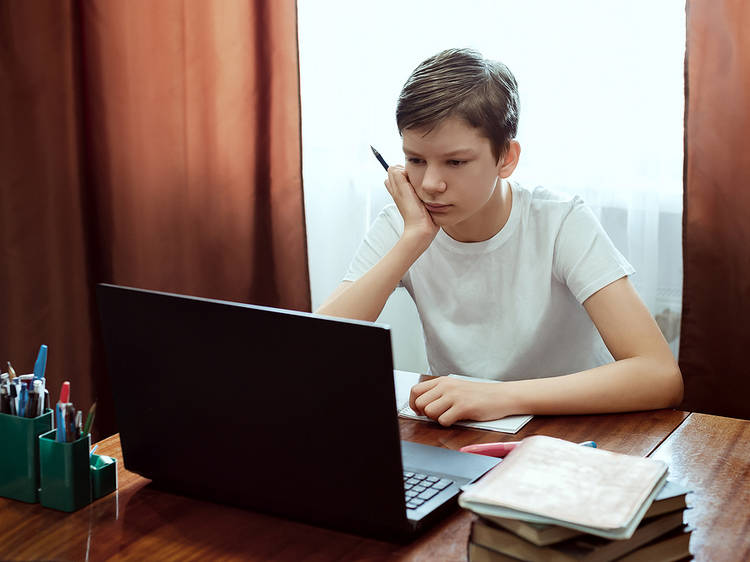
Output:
[421, 166, 447, 194]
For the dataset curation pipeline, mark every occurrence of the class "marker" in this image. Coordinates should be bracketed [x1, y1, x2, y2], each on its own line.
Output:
[56, 381, 70, 442]
[459, 439, 597, 458]
[370, 145, 389, 171]
[33, 345, 48, 379]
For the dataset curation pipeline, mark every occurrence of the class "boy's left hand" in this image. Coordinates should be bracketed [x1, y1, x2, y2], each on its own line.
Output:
[409, 377, 516, 427]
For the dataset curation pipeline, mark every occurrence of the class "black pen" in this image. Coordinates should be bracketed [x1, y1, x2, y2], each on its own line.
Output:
[370, 145, 389, 171]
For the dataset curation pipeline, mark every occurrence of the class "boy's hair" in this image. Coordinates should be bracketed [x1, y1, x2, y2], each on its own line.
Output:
[396, 48, 520, 162]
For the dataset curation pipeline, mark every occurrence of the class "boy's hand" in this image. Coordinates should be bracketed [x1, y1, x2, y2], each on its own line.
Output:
[409, 377, 516, 427]
[385, 165, 439, 245]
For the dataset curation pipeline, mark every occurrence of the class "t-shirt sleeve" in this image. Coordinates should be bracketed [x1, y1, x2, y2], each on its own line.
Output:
[343, 205, 405, 284]
[552, 198, 635, 303]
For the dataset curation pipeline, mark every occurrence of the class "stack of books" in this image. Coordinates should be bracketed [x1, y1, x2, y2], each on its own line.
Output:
[459, 436, 692, 562]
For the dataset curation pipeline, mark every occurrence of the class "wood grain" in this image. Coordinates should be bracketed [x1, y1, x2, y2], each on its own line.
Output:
[648, 413, 750, 562]
[0, 408, 693, 562]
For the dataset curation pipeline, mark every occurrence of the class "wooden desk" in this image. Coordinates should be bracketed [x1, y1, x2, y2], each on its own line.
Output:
[4, 407, 728, 561]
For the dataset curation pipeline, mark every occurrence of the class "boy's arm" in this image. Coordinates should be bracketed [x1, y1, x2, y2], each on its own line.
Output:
[317, 166, 438, 322]
[315, 232, 431, 321]
[410, 277, 684, 425]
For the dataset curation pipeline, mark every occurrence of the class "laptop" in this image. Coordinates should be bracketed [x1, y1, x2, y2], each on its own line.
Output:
[96, 284, 499, 541]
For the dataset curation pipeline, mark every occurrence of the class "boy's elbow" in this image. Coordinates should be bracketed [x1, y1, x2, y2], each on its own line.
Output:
[661, 361, 684, 408]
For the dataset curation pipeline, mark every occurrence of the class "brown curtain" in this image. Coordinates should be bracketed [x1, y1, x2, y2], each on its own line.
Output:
[0, 0, 310, 438]
[680, 0, 750, 419]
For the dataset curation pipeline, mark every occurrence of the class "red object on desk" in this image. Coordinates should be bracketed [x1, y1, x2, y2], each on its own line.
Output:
[459, 441, 520, 457]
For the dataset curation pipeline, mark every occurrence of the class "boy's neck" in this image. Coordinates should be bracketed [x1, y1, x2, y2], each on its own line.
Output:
[442, 177, 513, 243]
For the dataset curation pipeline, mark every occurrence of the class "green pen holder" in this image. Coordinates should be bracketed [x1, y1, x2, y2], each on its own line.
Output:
[0, 409, 54, 503]
[90, 453, 117, 500]
[38, 429, 92, 512]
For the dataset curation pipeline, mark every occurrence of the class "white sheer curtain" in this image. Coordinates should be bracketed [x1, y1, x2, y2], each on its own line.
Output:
[298, 0, 685, 371]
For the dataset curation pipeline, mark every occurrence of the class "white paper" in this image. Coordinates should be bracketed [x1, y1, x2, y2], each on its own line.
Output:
[394, 370, 533, 434]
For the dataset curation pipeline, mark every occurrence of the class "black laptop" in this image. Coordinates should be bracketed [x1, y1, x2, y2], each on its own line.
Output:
[96, 284, 499, 541]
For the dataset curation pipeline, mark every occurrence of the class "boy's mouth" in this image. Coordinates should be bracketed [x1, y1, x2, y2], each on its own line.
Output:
[423, 202, 451, 213]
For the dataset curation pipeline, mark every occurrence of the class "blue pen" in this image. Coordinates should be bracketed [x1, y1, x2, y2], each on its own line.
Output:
[33, 345, 48, 379]
[56, 404, 65, 442]
[18, 384, 28, 417]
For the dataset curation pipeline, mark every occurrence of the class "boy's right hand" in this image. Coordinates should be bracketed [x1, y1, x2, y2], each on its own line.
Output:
[385, 165, 439, 246]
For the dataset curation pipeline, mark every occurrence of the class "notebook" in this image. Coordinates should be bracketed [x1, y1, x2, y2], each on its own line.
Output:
[96, 284, 500, 541]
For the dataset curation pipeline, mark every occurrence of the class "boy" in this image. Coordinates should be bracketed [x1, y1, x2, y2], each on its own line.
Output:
[318, 48, 683, 426]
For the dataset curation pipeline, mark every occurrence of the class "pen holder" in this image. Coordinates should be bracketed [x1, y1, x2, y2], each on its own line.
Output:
[90, 453, 117, 500]
[38, 429, 92, 512]
[0, 410, 54, 503]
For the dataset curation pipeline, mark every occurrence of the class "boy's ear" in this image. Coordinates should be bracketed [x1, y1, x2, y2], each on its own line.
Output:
[497, 140, 521, 179]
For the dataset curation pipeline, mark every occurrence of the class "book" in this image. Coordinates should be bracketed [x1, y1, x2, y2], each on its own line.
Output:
[469, 510, 685, 562]
[394, 370, 533, 433]
[482, 480, 690, 546]
[468, 526, 692, 562]
[459, 435, 669, 540]
[617, 526, 692, 562]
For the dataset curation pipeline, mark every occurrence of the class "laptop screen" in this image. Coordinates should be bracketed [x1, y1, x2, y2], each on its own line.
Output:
[96, 284, 411, 538]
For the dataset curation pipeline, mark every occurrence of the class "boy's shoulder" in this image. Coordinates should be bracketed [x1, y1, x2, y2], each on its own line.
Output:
[515, 182, 584, 221]
[519, 183, 579, 206]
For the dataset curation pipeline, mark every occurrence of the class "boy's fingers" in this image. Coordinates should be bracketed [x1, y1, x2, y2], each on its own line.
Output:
[412, 385, 444, 415]
[437, 406, 461, 427]
[423, 396, 451, 421]
[409, 379, 439, 411]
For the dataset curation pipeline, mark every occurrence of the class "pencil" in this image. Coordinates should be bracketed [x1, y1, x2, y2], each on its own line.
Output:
[370, 145, 389, 171]
[83, 401, 97, 436]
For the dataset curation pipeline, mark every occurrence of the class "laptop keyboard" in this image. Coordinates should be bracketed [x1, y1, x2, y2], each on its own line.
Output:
[403, 471, 454, 510]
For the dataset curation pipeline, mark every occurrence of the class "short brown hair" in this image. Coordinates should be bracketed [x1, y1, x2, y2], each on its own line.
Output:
[396, 48, 520, 161]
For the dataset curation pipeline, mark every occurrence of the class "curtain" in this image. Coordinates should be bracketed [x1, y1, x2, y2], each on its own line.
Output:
[0, 0, 310, 438]
[298, 0, 685, 373]
[680, 0, 750, 419]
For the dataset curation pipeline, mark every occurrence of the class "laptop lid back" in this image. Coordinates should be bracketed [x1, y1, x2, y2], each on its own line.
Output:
[96, 284, 410, 539]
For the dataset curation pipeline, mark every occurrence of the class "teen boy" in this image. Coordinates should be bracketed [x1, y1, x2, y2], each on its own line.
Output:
[318, 48, 683, 426]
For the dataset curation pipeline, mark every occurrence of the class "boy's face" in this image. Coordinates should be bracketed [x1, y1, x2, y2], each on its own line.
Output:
[402, 116, 510, 242]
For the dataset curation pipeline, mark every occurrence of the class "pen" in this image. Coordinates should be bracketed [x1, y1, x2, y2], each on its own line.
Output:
[33, 345, 47, 379]
[9, 383, 17, 416]
[75, 409, 82, 439]
[370, 145, 389, 171]
[65, 403, 75, 442]
[459, 439, 597, 458]
[0, 384, 9, 414]
[33, 380, 43, 417]
[18, 383, 28, 417]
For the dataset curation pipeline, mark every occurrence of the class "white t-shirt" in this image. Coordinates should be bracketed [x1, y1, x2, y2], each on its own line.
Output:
[343, 182, 634, 381]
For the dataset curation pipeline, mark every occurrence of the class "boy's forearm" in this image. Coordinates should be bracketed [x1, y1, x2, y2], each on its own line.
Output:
[503, 356, 683, 416]
[316, 234, 431, 322]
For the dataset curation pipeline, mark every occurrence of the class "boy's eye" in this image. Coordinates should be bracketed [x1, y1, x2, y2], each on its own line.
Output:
[447, 160, 467, 167]
[406, 157, 425, 165]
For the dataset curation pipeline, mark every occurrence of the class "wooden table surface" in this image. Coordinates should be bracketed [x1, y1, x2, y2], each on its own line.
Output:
[0, 403, 747, 560]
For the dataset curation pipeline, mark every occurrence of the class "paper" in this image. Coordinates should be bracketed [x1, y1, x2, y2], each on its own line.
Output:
[393, 370, 533, 434]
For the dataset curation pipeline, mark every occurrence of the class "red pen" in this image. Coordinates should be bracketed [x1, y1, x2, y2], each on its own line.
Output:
[460, 440, 596, 457]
